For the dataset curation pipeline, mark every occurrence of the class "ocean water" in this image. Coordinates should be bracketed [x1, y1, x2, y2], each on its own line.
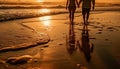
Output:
[0, 4, 68, 21]
[0, 3, 120, 22]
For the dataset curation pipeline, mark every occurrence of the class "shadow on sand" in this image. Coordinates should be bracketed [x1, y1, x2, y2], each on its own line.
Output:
[66, 22, 77, 55]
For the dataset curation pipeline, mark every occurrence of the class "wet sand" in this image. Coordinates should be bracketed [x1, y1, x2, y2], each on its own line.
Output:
[0, 11, 120, 69]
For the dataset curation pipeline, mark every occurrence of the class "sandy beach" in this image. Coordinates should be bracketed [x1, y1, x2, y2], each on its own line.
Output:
[0, 7, 120, 69]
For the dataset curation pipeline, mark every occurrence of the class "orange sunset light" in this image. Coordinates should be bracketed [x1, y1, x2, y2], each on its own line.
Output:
[37, 0, 44, 2]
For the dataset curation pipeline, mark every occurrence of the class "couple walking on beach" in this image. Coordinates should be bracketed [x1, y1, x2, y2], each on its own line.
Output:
[66, 0, 95, 25]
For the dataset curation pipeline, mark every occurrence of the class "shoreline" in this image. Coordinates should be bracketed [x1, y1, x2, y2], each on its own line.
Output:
[0, 6, 120, 22]
[0, 36, 50, 52]
[0, 10, 120, 69]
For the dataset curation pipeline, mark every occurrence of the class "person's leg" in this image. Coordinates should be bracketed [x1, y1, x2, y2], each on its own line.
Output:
[71, 11, 74, 23]
[82, 8, 86, 24]
[69, 9, 72, 23]
[86, 8, 90, 24]
[71, 9, 76, 23]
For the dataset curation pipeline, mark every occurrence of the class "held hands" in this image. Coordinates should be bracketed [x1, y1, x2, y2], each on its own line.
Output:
[78, 5, 80, 8]
[66, 5, 68, 10]
[66, 7, 68, 10]
[77, 3, 80, 8]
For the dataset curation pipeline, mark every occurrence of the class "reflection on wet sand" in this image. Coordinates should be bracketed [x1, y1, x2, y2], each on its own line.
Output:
[66, 22, 77, 55]
[38, 16, 51, 27]
[78, 25, 94, 62]
[66, 23, 94, 62]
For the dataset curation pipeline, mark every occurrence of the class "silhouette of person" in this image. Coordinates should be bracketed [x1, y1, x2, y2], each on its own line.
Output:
[77, 25, 94, 62]
[66, 0, 79, 23]
[78, 0, 95, 25]
[66, 22, 77, 55]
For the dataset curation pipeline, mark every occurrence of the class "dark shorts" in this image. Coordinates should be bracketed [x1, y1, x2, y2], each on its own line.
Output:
[82, 8, 90, 14]
[68, 5, 76, 10]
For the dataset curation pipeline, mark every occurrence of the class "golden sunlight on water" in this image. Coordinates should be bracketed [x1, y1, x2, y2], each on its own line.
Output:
[38, 9, 51, 14]
[38, 9, 51, 27]
[43, 20, 51, 27]
[36, 0, 44, 2]
[39, 16, 51, 27]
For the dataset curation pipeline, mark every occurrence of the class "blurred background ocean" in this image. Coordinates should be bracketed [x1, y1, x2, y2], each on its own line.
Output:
[0, 0, 120, 22]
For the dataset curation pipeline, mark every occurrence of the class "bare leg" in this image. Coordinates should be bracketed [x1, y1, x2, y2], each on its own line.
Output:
[69, 14, 71, 22]
[82, 9, 86, 24]
[71, 10, 75, 23]
[71, 12, 74, 23]
[69, 9, 72, 23]
[82, 11, 86, 24]
[82, 13, 86, 24]
[84, 14, 86, 24]
[86, 11, 90, 24]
